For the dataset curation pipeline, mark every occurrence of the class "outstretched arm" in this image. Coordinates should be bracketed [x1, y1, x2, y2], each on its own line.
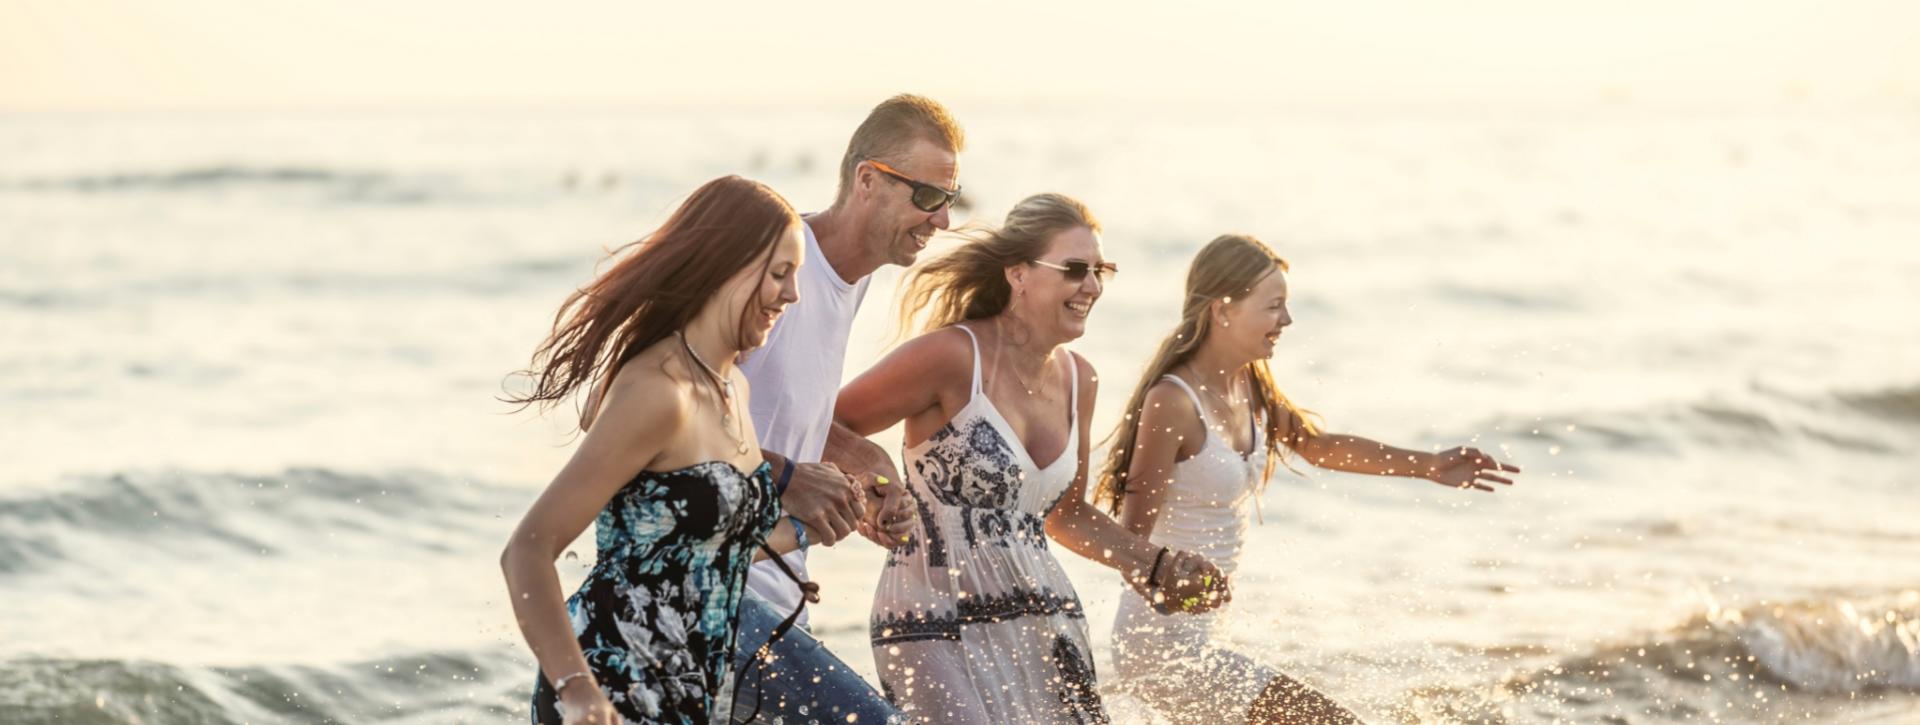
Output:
[1292, 417, 1520, 492]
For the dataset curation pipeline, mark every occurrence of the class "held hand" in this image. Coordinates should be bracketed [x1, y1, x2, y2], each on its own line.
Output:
[857, 473, 917, 550]
[1424, 446, 1520, 492]
[558, 680, 617, 724]
[1154, 550, 1232, 614]
[782, 462, 863, 546]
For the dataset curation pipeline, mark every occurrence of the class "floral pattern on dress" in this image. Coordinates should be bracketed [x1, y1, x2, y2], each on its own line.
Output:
[531, 460, 778, 725]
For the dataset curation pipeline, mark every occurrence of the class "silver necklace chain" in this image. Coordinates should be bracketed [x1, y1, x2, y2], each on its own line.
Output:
[995, 318, 1053, 398]
[678, 331, 749, 455]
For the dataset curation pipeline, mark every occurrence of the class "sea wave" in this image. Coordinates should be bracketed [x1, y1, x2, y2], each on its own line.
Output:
[0, 648, 525, 725]
[0, 164, 530, 206]
[1402, 590, 1920, 722]
[1499, 382, 1920, 456]
[2, 165, 430, 201]
[0, 468, 517, 575]
[9, 165, 379, 191]
[0, 163, 685, 205]
[0, 255, 593, 312]
[1837, 384, 1920, 424]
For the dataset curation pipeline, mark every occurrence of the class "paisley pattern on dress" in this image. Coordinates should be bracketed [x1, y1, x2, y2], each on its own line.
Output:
[1050, 635, 1104, 723]
[870, 325, 1109, 724]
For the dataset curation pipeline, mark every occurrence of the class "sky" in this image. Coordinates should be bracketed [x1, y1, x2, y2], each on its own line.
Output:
[2, 0, 1916, 113]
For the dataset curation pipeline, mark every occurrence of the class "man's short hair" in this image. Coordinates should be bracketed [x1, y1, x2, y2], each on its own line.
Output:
[836, 94, 966, 201]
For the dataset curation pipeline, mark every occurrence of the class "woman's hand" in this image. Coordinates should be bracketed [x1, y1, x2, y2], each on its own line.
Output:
[1423, 446, 1520, 492]
[1133, 549, 1232, 614]
[858, 474, 917, 549]
[558, 680, 618, 724]
[782, 461, 866, 545]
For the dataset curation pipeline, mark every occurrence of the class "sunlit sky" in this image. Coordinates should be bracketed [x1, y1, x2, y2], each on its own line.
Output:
[3, 0, 1916, 113]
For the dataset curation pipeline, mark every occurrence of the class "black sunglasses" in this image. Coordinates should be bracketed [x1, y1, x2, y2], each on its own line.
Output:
[867, 159, 961, 213]
[1031, 258, 1119, 283]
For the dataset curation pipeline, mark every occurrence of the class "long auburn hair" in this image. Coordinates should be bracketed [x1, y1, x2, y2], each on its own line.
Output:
[506, 175, 798, 430]
[895, 192, 1100, 337]
[1094, 234, 1320, 513]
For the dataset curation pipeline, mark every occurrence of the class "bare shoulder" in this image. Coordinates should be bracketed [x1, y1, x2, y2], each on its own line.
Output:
[1066, 350, 1100, 404]
[1066, 350, 1098, 386]
[920, 324, 980, 359]
[1140, 375, 1200, 425]
[891, 324, 977, 378]
[595, 346, 695, 438]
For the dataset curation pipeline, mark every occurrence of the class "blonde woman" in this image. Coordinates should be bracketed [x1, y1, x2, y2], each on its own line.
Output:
[834, 194, 1229, 723]
[1096, 234, 1520, 724]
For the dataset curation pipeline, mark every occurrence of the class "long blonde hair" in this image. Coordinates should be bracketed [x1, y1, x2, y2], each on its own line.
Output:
[1094, 234, 1320, 513]
[896, 193, 1100, 336]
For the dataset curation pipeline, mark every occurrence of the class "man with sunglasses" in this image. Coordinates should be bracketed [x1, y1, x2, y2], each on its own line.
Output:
[728, 94, 965, 724]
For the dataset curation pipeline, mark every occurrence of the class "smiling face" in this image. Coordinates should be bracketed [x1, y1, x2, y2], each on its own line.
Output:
[1011, 225, 1106, 343]
[1215, 264, 1292, 361]
[858, 138, 959, 268]
[714, 219, 804, 350]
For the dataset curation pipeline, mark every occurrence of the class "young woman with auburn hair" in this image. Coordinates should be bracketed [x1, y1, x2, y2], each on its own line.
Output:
[499, 176, 816, 724]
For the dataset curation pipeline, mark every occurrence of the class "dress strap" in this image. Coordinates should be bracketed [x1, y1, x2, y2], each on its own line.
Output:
[1158, 373, 1211, 428]
[954, 324, 984, 396]
[735, 543, 820, 722]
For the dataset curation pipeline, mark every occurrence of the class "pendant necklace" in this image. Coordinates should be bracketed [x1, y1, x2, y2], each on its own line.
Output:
[679, 331, 750, 455]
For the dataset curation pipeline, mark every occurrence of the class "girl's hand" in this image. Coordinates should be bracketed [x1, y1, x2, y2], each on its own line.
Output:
[1139, 549, 1232, 614]
[1424, 446, 1520, 492]
[1167, 550, 1232, 613]
[558, 679, 618, 724]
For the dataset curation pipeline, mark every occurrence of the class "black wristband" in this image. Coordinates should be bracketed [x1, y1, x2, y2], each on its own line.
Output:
[1146, 546, 1171, 587]
[775, 458, 795, 496]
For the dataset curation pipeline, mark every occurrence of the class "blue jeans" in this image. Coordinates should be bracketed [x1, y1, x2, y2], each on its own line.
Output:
[728, 589, 905, 724]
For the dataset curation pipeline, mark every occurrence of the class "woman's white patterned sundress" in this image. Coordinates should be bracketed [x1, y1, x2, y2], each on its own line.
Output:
[870, 324, 1107, 724]
[1110, 373, 1280, 723]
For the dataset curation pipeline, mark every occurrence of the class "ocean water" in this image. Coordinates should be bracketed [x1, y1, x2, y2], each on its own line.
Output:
[3, 106, 1917, 723]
